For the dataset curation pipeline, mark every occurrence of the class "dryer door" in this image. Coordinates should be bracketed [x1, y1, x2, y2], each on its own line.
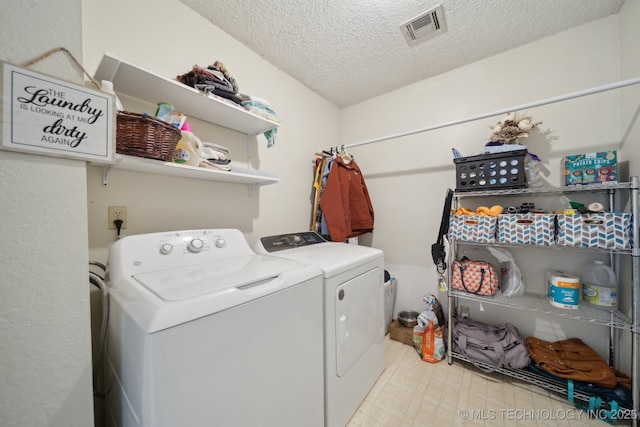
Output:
[335, 267, 383, 376]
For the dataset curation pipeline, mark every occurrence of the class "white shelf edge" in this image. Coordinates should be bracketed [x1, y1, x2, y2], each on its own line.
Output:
[454, 181, 632, 198]
[452, 239, 634, 255]
[94, 52, 280, 135]
[97, 154, 279, 186]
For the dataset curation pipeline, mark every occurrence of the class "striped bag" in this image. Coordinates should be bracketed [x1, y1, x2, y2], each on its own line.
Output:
[451, 257, 499, 296]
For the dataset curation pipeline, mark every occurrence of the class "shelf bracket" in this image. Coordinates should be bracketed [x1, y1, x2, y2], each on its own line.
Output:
[102, 164, 113, 187]
[247, 133, 253, 171]
[247, 133, 255, 196]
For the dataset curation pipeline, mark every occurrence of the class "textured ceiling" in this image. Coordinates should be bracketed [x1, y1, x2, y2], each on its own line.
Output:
[180, 0, 625, 107]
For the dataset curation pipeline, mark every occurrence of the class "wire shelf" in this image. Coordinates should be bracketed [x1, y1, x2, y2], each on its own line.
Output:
[453, 182, 633, 198]
[449, 352, 633, 410]
[449, 290, 634, 331]
[453, 240, 634, 256]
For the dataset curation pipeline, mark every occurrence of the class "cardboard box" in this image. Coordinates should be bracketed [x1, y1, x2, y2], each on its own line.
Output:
[389, 320, 414, 347]
[497, 214, 555, 245]
[563, 150, 618, 186]
[556, 213, 632, 250]
[449, 215, 497, 243]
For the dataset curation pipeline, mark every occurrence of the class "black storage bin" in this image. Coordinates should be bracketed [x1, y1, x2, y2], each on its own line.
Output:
[454, 149, 527, 192]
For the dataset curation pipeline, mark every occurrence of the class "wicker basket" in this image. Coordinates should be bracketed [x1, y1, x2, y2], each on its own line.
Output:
[116, 111, 182, 162]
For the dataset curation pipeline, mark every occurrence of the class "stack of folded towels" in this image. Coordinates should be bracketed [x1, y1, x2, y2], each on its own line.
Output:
[238, 95, 277, 121]
[199, 142, 231, 171]
[238, 94, 279, 148]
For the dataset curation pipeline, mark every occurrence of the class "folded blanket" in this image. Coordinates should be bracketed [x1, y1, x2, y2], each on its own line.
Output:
[238, 94, 270, 107]
[243, 101, 279, 122]
[202, 142, 230, 162]
[178, 66, 236, 94]
[239, 98, 279, 147]
[200, 159, 231, 171]
[202, 141, 230, 155]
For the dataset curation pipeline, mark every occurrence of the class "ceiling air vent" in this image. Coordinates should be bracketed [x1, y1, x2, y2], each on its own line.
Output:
[401, 4, 446, 46]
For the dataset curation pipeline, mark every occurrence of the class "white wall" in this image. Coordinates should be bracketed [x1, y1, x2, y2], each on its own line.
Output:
[0, 1, 94, 426]
[341, 16, 628, 360]
[82, 0, 340, 264]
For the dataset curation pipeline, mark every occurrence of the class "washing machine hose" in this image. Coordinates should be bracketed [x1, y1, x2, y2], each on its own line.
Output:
[89, 263, 109, 398]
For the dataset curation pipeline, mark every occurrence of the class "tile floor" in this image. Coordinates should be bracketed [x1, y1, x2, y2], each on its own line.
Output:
[346, 335, 630, 427]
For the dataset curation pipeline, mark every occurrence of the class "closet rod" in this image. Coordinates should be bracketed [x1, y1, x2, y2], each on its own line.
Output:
[342, 76, 640, 151]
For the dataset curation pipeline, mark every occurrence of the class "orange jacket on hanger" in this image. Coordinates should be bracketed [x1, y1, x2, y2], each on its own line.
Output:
[320, 157, 374, 242]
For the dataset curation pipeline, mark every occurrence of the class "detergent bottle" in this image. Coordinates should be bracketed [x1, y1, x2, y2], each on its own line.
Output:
[100, 80, 124, 111]
[173, 122, 203, 167]
[581, 260, 618, 311]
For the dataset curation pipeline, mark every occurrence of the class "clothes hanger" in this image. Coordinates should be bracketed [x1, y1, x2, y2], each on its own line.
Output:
[315, 150, 333, 158]
[338, 145, 353, 163]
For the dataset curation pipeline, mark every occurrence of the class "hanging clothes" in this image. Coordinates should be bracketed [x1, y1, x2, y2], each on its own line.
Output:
[320, 156, 374, 242]
[320, 158, 333, 236]
[310, 156, 326, 232]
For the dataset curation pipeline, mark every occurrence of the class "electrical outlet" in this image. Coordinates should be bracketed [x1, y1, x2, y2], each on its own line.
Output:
[460, 305, 470, 318]
[108, 206, 127, 229]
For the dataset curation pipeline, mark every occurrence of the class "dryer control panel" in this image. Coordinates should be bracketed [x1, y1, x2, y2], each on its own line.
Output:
[259, 232, 327, 252]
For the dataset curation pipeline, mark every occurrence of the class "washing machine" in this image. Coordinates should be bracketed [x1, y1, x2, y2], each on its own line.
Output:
[104, 229, 325, 427]
[255, 232, 385, 427]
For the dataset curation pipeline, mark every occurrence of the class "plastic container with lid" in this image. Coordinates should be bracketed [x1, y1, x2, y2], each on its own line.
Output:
[581, 260, 618, 311]
[173, 122, 203, 167]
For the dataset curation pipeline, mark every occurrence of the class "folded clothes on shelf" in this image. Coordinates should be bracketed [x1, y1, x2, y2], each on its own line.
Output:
[199, 142, 231, 171]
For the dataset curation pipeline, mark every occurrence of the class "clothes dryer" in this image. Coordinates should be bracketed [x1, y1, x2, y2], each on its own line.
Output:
[255, 232, 385, 427]
[105, 229, 324, 427]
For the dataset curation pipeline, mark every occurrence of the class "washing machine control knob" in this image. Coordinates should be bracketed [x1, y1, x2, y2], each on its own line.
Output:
[188, 238, 204, 253]
[215, 238, 226, 248]
[160, 243, 173, 255]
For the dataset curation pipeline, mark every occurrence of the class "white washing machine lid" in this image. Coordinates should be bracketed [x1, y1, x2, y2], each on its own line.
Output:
[112, 255, 321, 333]
[133, 255, 303, 301]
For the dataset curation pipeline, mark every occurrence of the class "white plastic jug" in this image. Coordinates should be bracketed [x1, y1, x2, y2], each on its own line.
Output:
[100, 80, 124, 111]
[581, 261, 618, 311]
[173, 122, 203, 167]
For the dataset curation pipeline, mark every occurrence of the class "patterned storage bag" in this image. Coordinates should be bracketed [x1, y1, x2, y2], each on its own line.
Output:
[497, 213, 555, 245]
[556, 213, 632, 249]
[449, 215, 497, 243]
[451, 257, 499, 296]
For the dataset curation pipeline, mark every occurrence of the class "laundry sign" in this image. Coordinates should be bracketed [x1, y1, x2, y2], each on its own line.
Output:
[1, 61, 114, 163]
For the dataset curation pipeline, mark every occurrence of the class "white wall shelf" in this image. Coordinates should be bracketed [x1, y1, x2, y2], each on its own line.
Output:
[101, 154, 279, 187]
[94, 52, 280, 135]
[93, 53, 280, 188]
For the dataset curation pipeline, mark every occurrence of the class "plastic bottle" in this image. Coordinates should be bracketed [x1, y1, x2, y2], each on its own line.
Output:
[173, 122, 203, 167]
[155, 102, 174, 121]
[581, 261, 618, 311]
[100, 80, 124, 111]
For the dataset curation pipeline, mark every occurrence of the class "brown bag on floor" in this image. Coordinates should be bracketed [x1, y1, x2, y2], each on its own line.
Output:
[525, 337, 618, 388]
